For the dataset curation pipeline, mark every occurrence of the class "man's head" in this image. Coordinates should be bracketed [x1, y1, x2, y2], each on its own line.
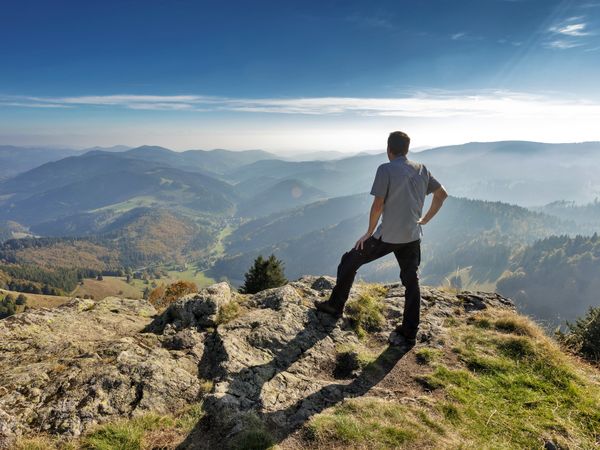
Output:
[387, 131, 410, 160]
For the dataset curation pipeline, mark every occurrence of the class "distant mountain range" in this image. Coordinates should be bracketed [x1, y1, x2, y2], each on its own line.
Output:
[1, 140, 599, 326]
[0, 145, 131, 181]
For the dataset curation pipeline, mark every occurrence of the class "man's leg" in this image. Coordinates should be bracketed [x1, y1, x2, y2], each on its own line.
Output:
[319, 237, 393, 314]
[393, 240, 421, 339]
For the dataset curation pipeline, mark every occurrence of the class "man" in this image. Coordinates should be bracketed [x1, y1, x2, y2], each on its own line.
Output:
[315, 131, 448, 347]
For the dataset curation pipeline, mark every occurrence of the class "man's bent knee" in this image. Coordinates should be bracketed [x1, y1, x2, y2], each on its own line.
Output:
[400, 269, 419, 287]
[338, 250, 363, 272]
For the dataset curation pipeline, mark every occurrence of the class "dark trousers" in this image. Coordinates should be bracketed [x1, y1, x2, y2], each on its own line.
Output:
[329, 237, 422, 338]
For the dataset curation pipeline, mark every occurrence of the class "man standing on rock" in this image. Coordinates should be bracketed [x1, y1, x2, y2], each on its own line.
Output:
[316, 131, 448, 347]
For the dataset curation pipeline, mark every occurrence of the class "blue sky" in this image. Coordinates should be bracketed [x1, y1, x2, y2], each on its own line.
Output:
[2, 0, 600, 151]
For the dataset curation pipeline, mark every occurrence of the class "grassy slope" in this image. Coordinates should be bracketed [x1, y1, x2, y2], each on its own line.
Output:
[0, 288, 72, 311]
[304, 310, 600, 449]
[70, 276, 144, 300]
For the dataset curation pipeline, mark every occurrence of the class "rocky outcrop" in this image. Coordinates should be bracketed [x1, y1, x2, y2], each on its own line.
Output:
[0, 296, 205, 446]
[147, 282, 232, 333]
[0, 276, 514, 448]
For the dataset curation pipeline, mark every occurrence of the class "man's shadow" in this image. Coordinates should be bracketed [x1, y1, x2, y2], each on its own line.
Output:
[177, 308, 410, 449]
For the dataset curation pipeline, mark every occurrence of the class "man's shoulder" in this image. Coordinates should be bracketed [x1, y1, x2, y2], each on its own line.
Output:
[405, 158, 424, 169]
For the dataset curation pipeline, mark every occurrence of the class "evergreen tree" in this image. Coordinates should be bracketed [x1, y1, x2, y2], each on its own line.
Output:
[0, 295, 16, 319]
[240, 254, 287, 294]
[559, 306, 600, 364]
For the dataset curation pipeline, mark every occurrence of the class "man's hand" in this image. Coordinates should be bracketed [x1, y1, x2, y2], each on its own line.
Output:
[354, 232, 372, 250]
[419, 186, 448, 226]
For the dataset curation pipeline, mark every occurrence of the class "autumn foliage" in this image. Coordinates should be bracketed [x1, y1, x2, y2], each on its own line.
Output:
[148, 280, 198, 310]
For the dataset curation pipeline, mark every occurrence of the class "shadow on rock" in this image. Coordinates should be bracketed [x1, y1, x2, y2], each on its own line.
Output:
[265, 343, 410, 444]
[177, 306, 341, 449]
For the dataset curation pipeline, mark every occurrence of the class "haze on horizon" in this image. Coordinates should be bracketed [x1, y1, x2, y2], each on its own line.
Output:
[2, 0, 600, 152]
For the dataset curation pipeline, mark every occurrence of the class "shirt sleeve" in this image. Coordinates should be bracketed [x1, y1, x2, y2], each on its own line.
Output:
[425, 166, 442, 195]
[370, 164, 389, 198]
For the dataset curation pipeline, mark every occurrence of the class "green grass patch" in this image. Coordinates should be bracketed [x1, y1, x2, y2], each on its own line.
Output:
[425, 317, 600, 448]
[82, 414, 172, 450]
[166, 268, 215, 289]
[307, 397, 444, 448]
[410, 316, 600, 448]
[334, 343, 381, 378]
[415, 347, 443, 365]
[228, 412, 275, 450]
[15, 437, 77, 450]
[216, 299, 241, 325]
[80, 404, 204, 450]
[346, 292, 386, 339]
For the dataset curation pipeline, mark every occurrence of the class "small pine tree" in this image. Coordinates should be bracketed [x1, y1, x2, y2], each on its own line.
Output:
[240, 254, 287, 294]
[559, 306, 600, 364]
[15, 294, 27, 305]
[0, 295, 16, 319]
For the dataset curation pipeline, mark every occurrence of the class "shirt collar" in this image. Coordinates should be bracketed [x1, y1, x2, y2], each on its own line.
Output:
[391, 155, 408, 163]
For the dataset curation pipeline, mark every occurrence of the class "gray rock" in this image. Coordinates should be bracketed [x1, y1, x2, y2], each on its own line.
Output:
[0, 409, 19, 450]
[0, 297, 203, 437]
[148, 282, 232, 332]
[309, 276, 336, 291]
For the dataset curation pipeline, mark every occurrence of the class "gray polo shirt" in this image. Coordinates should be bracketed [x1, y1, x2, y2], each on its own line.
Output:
[370, 155, 441, 244]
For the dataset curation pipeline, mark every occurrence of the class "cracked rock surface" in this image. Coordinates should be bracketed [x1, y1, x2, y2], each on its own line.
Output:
[0, 276, 514, 448]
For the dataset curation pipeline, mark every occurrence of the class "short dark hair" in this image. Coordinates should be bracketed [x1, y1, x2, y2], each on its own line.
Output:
[387, 131, 410, 156]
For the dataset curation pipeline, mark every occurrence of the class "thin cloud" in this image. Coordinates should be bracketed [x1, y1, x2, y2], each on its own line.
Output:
[546, 17, 594, 50]
[451, 32, 467, 40]
[4, 91, 600, 122]
[550, 22, 590, 37]
[346, 14, 393, 30]
[545, 39, 584, 49]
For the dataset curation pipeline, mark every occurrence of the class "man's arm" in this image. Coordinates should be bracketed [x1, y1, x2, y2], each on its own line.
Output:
[418, 186, 448, 225]
[355, 196, 385, 250]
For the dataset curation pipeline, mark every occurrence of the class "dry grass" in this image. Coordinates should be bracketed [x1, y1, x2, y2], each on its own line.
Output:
[70, 277, 143, 300]
[0, 288, 72, 311]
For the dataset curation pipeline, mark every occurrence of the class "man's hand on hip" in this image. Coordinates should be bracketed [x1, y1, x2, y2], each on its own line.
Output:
[354, 232, 372, 250]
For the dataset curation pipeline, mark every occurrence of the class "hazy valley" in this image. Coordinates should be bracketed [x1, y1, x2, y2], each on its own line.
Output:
[1, 141, 600, 327]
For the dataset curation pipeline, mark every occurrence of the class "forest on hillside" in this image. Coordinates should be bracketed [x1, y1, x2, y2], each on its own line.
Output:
[497, 234, 600, 326]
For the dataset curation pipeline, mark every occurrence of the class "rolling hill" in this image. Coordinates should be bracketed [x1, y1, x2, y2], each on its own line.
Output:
[0, 145, 83, 180]
[210, 195, 570, 286]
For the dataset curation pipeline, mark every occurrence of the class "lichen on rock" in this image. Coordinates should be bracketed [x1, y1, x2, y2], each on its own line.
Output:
[0, 276, 516, 448]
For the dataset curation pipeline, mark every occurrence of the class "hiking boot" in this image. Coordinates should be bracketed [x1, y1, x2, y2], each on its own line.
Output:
[388, 327, 417, 348]
[315, 300, 343, 317]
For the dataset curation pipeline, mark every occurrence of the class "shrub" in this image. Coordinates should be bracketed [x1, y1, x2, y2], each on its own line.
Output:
[240, 254, 287, 294]
[559, 306, 600, 364]
[0, 295, 16, 319]
[15, 293, 27, 305]
[148, 280, 198, 310]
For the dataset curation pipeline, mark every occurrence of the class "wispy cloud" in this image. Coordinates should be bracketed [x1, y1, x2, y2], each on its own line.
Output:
[546, 39, 584, 49]
[0, 101, 70, 108]
[345, 14, 393, 30]
[546, 16, 594, 50]
[4, 91, 600, 122]
[451, 32, 467, 40]
[550, 22, 590, 37]
[497, 38, 522, 46]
